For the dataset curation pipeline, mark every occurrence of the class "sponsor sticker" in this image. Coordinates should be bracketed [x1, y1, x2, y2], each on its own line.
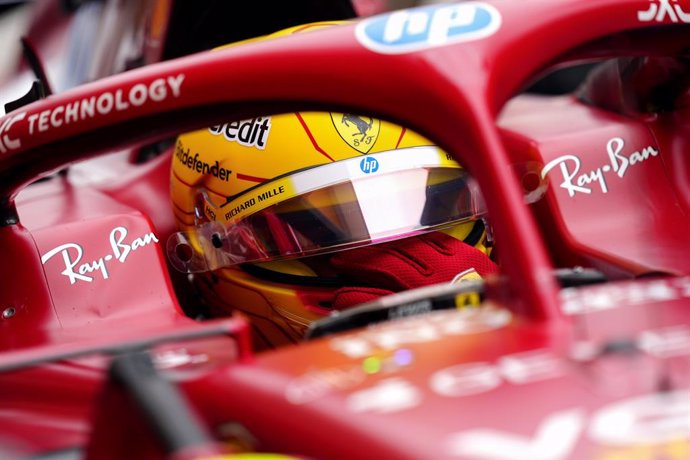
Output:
[207, 146, 457, 224]
[541, 137, 659, 198]
[331, 113, 380, 153]
[152, 349, 209, 369]
[360, 156, 379, 174]
[209, 117, 272, 150]
[346, 378, 422, 413]
[175, 140, 232, 182]
[355, 2, 501, 54]
[41, 226, 159, 285]
[638, 0, 690, 23]
[26, 74, 185, 136]
[448, 391, 690, 459]
[0, 111, 26, 153]
[0, 73, 185, 153]
[560, 277, 690, 315]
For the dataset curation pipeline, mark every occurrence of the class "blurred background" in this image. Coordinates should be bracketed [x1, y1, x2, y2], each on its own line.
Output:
[0, 0, 588, 113]
[0, 0, 440, 110]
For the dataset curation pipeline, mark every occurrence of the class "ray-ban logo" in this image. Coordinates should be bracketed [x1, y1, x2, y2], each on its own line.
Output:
[41, 226, 159, 285]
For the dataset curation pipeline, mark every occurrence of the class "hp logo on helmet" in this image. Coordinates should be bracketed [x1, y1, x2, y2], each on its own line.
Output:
[355, 2, 501, 54]
[360, 157, 379, 174]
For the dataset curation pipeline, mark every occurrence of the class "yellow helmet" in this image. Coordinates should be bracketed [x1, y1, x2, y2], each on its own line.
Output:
[167, 24, 495, 349]
[168, 110, 495, 348]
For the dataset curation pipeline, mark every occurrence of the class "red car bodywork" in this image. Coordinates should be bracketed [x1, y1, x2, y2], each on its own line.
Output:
[0, 1, 688, 458]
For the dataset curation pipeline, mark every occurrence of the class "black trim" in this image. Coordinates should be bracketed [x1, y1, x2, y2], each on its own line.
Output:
[4, 80, 46, 114]
[553, 267, 607, 287]
[60, 0, 98, 13]
[20, 37, 53, 96]
[306, 267, 608, 339]
[462, 219, 485, 247]
[306, 280, 486, 339]
[0, 197, 18, 227]
[162, 0, 357, 61]
[26, 447, 82, 460]
[109, 352, 211, 454]
[4, 37, 52, 114]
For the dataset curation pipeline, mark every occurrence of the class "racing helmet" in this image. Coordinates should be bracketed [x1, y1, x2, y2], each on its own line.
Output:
[168, 111, 496, 349]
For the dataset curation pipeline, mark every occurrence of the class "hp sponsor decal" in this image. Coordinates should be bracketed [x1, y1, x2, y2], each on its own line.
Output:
[360, 156, 379, 174]
[355, 2, 501, 54]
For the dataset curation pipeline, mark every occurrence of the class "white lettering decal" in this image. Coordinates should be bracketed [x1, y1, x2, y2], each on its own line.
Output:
[428, 5, 476, 45]
[40, 243, 95, 284]
[38, 109, 50, 132]
[330, 308, 510, 358]
[167, 74, 185, 98]
[50, 106, 64, 127]
[497, 349, 566, 384]
[110, 226, 131, 262]
[431, 362, 501, 397]
[541, 137, 659, 197]
[209, 117, 272, 150]
[638, 326, 690, 358]
[96, 92, 114, 115]
[149, 78, 166, 102]
[346, 378, 422, 413]
[383, 11, 429, 43]
[65, 101, 78, 124]
[80, 96, 95, 120]
[638, 0, 690, 23]
[129, 84, 147, 106]
[448, 409, 586, 460]
[26, 113, 38, 136]
[447, 390, 690, 458]
[114, 89, 129, 111]
[41, 226, 159, 285]
[589, 390, 690, 446]
[359, 3, 501, 54]
[561, 278, 685, 315]
[11, 73, 185, 140]
[152, 349, 209, 369]
[0, 111, 26, 152]
[430, 349, 564, 398]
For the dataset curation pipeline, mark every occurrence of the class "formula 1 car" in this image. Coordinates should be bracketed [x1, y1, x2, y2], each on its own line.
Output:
[0, 0, 360, 108]
[0, 1, 689, 459]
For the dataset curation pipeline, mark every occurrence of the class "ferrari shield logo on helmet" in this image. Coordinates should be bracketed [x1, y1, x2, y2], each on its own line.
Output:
[331, 112, 381, 154]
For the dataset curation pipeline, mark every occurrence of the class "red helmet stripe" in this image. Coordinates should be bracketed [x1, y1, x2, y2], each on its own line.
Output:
[395, 126, 407, 149]
[295, 112, 335, 162]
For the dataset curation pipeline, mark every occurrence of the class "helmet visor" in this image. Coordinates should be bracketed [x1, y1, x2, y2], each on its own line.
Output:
[168, 147, 486, 273]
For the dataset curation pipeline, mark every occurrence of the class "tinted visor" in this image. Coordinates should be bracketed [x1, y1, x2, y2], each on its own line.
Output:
[168, 147, 485, 273]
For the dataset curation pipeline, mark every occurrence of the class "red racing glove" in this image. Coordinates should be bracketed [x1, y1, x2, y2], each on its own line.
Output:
[329, 231, 498, 309]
